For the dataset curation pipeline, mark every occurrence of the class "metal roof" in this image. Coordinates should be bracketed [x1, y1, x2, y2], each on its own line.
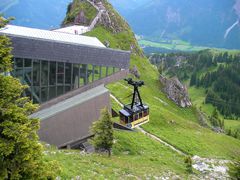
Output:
[7, 35, 130, 69]
[119, 109, 131, 116]
[53, 25, 90, 35]
[0, 25, 105, 48]
[30, 85, 108, 120]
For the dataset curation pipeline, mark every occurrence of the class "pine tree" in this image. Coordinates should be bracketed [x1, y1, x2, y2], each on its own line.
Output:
[227, 129, 232, 136]
[158, 61, 164, 75]
[190, 72, 197, 86]
[91, 108, 114, 157]
[0, 16, 60, 179]
[229, 159, 240, 179]
[184, 156, 193, 173]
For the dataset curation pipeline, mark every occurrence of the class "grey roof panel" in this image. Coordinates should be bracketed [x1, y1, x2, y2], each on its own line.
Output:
[3, 34, 130, 69]
[0, 25, 105, 48]
[119, 109, 131, 116]
[30, 85, 108, 120]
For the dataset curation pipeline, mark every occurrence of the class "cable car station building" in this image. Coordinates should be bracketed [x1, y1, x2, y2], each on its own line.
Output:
[0, 25, 130, 148]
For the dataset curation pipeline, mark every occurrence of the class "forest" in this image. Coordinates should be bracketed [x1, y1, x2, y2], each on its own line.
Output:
[149, 50, 240, 118]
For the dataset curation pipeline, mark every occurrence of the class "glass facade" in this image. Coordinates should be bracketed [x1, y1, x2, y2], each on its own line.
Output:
[11, 58, 121, 104]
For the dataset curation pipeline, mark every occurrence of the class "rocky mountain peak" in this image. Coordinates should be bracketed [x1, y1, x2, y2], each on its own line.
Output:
[160, 75, 192, 108]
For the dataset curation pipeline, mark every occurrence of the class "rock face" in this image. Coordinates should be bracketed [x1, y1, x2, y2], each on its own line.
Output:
[129, 65, 140, 79]
[192, 155, 230, 179]
[160, 75, 192, 108]
[96, 1, 124, 33]
[74, 11, 87, 25]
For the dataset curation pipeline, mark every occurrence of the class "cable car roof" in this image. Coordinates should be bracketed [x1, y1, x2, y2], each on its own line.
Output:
[119, 109, 131, 117]
[124, 103, 148, 112]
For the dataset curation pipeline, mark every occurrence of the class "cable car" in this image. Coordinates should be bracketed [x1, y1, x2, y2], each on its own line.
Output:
[119, 78, 149, 128]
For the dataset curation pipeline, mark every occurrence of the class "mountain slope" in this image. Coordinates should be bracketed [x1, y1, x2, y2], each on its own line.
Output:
[149, 50, 240, 138]
[82, 0, 240, 158]
[45, 0, 240, 178]
[110, 0, 240, 50]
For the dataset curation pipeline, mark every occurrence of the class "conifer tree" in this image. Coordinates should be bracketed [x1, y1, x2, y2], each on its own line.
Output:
[91, 108, 114, 157]
[190, 72, 197, 86]
[184, 156, 193, 173]
[0, 16, 60, 179]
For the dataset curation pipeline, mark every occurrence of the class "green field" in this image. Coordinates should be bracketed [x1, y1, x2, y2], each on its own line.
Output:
[139, 39, 208, 51]
[189, 86, 240, 135]
[188, 87, 215, 116]
[225, 120, 240, 130]
[138, 39, 237, 52]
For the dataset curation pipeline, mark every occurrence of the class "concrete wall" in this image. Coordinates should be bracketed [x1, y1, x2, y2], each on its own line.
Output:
[35, 69, 129, 147]
[38, 90, 110, 147]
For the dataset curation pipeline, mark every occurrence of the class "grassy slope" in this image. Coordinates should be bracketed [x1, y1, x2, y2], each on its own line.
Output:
[44, 131, 186, 179]
[45, 0, 240, 178]
[188, 87, 215, 116]
[189, 86, 240, 134]
[63, 0, 97, 25]
[87, 26, 240, 159]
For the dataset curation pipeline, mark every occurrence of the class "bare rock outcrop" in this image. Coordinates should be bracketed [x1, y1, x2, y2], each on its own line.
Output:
[129, 65, 140, 79]
[74, 11, 87, 25]
[96, 2, 123, 33]
[160, 75, 192, 108]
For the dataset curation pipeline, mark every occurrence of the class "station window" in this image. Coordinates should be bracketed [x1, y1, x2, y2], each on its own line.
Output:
[23, 59, 32, 86]
[11, 57, 122, 104]
[57, 62, 64, 85]
[88, 64, 93, 83]
[93, 65, 100, 81]
[81, 64, 88, 85]
[49, 62, 56, 85]
[72, 64, 80, 89]
[41, 61, 48, 86]
[33, 60, 40, 86]
[101, 66, 107, 78]
[65, 63, 72, 85]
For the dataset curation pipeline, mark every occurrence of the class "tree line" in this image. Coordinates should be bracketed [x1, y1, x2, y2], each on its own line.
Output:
[149, 50, 240, 118]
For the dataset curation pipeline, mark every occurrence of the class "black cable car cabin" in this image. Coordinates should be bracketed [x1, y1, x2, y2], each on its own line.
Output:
[119, 78, 149, 128]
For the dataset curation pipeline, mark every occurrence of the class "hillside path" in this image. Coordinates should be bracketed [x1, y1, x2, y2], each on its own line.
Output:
[110, 94, 186, 156]
[86, 0, 105, 32]
[136, 126, 186, 156]
[110, 94, 231, 179]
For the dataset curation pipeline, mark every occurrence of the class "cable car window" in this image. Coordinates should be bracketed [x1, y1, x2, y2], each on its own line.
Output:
[139, 112, 143, 118]
[144, 109, 148, 116]
[120, 113, 125, 121]
[125, 116, 129, 123]
[129, 116, 133, 123]
[134, 114, 139, 121]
